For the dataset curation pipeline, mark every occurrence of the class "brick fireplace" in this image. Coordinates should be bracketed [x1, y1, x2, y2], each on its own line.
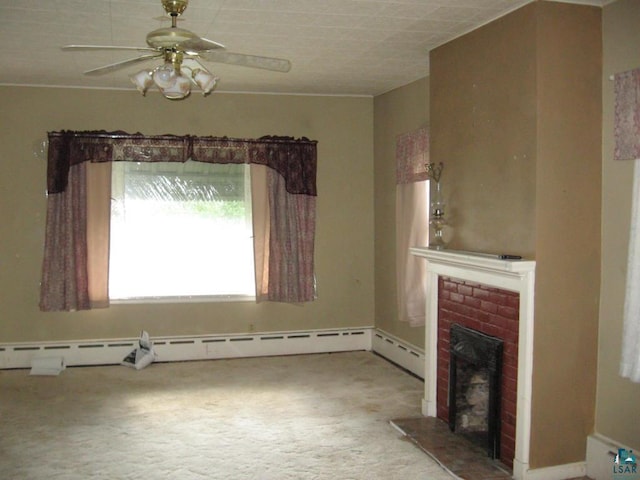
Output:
[410, 248, 535, 480]
[438, 277, 518, 467]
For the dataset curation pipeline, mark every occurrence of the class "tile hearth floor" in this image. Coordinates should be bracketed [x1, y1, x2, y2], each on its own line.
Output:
[390, 416, 593, 480]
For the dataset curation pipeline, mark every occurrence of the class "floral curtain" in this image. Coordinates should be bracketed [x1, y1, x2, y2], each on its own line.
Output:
[40, 162, 90, 311]
[46, 131, 317, 196]
[395, 127, 429, 327]
[614, 68, 640, 162]
[40, 131, 317, 311]
[261, 168, 316, 302]
[615, 68, 640, 382]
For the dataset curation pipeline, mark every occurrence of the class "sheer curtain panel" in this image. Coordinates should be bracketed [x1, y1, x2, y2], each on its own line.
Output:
[615, 68, 640, 382]
[395, 127, 429, 327]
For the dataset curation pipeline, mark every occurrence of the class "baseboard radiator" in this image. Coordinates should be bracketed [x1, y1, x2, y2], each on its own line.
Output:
[586, 433, 633, 480]
[371, 329, 425, 379]
[0, 328, 373, 369]
[0, 327, 426, 378]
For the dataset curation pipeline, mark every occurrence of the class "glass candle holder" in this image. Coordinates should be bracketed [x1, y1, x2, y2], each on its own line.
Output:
[429, 179, 447, 250]
[425, 162, 447, 250]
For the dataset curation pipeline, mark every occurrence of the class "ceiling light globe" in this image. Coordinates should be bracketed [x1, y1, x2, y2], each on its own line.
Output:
[129, 70, 154, 95]
[161, 74, 191, 100]
[153, 64, 178, 89]
[192, 69, 219, 95]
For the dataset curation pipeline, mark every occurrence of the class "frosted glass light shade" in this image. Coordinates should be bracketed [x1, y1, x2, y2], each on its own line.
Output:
[161, 74, 191, 100]
[192, 69, 219, 95]
[130, 70, 154, 95]
[153, 64, 178, 89]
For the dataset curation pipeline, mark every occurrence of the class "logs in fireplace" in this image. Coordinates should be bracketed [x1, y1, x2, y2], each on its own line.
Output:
[449, 323, 504, 459]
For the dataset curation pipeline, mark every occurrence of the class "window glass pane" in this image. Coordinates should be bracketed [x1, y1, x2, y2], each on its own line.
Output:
[109, 161, 255, 300]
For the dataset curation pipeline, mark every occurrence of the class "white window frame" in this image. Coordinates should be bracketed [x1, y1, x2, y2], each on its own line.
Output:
[108, 161, 255, 303]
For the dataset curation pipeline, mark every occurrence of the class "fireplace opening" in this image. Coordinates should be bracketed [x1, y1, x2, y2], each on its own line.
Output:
[449, 323, 503, 459]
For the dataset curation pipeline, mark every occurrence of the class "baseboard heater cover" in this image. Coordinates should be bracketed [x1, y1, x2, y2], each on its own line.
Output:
[586, 433, 635, 480]
[0, 328, 372, 369]
[371, 329, 425, 379]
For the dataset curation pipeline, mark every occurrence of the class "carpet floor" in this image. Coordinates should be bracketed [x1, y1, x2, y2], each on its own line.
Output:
[0, 351, 454, 480]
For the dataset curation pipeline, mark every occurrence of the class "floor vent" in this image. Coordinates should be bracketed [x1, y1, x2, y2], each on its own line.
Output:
[0, 328, 373, 369]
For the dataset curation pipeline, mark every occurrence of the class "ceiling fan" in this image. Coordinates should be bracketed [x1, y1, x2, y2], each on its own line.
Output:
[62, 0, 291, 100]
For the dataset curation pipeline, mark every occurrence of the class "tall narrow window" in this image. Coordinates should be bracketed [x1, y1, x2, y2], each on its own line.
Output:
[109, 161, 255, 300]
[615, 67, 640, 382]
[396, 127, 430, 326]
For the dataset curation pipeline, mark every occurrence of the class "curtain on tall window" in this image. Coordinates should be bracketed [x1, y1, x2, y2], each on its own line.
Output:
[395, 127, 429, 327]
[40, 131, 317, 311]
[615, 67, 640, 382]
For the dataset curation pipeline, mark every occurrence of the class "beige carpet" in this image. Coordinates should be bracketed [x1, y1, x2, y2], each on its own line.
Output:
[0, 351, 453, 480]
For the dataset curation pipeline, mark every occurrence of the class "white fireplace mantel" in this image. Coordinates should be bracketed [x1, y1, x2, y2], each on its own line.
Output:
[411, 247, 536, 480]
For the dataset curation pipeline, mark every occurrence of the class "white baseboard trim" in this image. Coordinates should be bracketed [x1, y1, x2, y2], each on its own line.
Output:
[0, 327, 373, 369]
[371, 329, 425, 379]
[586, 433, 632, 480]
[523, 462, 586, 480]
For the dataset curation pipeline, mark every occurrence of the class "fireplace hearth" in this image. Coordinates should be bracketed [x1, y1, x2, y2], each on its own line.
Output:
[449, 323, 503, 459]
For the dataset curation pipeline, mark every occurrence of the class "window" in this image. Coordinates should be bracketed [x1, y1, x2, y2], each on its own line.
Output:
[395, 127, 430, 326]
[109, 161, 255, 300]
[40, 131, 317, 312]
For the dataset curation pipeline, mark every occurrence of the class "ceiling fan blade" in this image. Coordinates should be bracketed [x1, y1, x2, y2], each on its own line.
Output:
[62, 45, 158, 53]
[181, 36, 225, 53]
[83, 53, 163, 76]
[198, 51, 291, 73]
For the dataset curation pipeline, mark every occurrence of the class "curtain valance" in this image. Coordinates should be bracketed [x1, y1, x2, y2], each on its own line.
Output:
[47, 130, 317, 196]
[395, 127, 429, 185]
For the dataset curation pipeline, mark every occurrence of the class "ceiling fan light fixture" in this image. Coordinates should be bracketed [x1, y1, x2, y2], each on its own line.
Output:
[129, 70, 154, 95]
[192, 69, 219, 95]
[161, 73, 191, 100]
[62, 0, 291, 101]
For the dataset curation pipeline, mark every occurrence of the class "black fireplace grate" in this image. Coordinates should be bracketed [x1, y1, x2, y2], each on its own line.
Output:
[448, 323, 504, 459]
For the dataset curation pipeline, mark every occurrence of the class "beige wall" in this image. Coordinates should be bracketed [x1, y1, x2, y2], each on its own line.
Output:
[430, 1, 601, 468]
[597, 0, 640, 451]
[531, 2, 602, 468]
[430, 3, 537, 257]
[373, 77, 429, 348]
[0, 87, 374, 342]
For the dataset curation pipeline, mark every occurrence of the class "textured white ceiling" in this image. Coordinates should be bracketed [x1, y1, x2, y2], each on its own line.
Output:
[0, 0, 606, 96]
